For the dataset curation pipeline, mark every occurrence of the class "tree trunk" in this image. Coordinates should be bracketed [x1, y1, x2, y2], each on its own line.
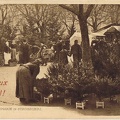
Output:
[78, 16, 93, 72]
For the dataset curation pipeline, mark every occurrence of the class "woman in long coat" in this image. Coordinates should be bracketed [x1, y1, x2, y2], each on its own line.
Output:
[16, 59, 40, 103]
[59, 45, 69, 66]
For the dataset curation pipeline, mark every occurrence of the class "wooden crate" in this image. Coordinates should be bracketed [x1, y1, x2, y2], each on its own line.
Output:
[64, 98, 71, 105]
[76, 102, 86, 109]
[96, 101, 104, 108]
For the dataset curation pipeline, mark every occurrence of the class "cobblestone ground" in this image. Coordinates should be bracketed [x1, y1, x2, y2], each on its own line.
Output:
[0, 53, 83, 118]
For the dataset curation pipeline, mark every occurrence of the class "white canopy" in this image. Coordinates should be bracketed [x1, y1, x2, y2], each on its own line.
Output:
[70, 32, 82, 45]
[111, 26, 120, 32]
[70, 32, 94, 46]
[70, 26, 120, 46]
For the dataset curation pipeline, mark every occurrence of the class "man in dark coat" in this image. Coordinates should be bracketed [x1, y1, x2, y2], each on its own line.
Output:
[19, 40, 30, 64]
[54, 38, 63, 62]
[70, 40, 82, 68]
[16, 59, 41, 103]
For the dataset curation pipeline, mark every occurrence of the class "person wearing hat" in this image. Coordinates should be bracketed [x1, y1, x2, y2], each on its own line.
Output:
[70, 40, 82, 68]
[59, 45, 69, 66]
[18, 39, 30, 64]
[15, 59, 41, 103]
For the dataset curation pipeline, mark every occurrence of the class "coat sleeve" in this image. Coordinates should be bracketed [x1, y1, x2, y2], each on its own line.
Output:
[33, 65, 40, 79]
[70, 46, 73, 56]
[79, 45, 82, 59]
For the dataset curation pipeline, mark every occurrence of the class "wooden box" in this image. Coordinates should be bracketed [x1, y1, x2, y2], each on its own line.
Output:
[96, 101, 104, 108]
[76, 102, 86, 109]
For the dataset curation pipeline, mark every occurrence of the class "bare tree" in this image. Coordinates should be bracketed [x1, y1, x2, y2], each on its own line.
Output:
[59, 4, 94, 71]
[15, 5, 65, 45]
[106, 5, 120, 24]
[87, 5, 109, 32]
[0, 5, 18, 40]
[59, 8, 78, 38]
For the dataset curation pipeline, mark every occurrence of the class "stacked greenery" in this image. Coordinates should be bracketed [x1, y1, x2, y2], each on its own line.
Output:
[45, 63, 95, 101]
[44, 62, 120, 102]
[91, 40, 120, 79]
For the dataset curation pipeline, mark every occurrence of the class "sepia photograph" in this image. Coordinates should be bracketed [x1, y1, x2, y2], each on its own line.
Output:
[0, 2, 120, 118]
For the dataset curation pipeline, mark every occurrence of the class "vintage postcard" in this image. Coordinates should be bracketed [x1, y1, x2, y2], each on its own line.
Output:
[0, 0, 120, 119]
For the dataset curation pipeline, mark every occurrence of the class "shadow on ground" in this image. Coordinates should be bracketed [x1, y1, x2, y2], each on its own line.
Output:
[19, 95, 120, 116]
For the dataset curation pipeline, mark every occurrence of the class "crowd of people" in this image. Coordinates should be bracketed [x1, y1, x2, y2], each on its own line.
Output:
[11, 37, 82, 68]
[15, 37, 82, 104]
[0, 36, 82, 104]
[0, 35, 83, 68]
[53, 39, 82, 68]
[10, 39, 51, 66]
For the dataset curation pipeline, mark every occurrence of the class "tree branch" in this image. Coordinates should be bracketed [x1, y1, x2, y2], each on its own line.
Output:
[85, 4, 94, 18]
[97, 20, 107, 26]
[59, 4, 78, 16]
[87, 22, 94, 28]
[62, 20, 71, 30]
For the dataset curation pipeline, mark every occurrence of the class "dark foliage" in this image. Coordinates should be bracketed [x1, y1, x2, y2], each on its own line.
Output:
[45, 63, 95, 102]
[91, 40, 120, 79]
